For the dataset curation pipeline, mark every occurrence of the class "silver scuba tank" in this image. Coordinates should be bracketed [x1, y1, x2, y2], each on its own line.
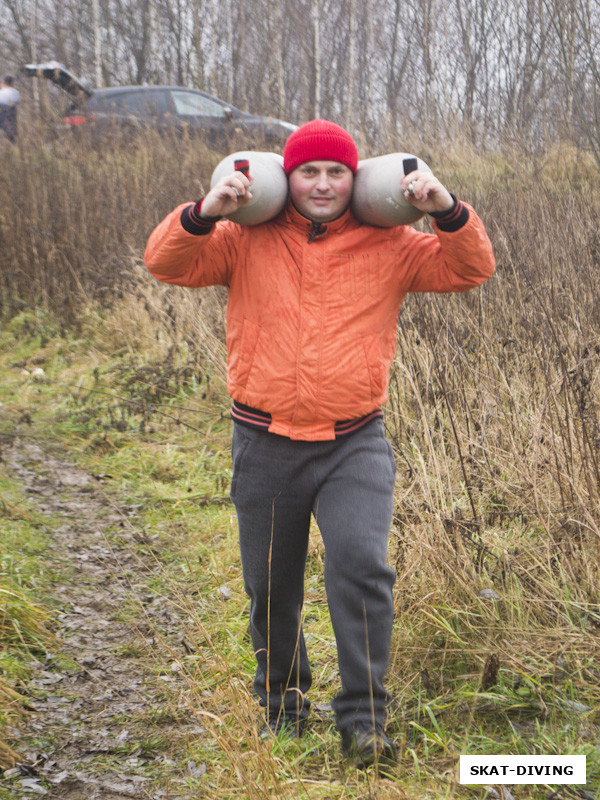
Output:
[210, 151, 289, 226]
[351, 153, 432, 227]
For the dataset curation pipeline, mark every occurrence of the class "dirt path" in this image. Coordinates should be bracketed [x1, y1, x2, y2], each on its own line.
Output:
[2, 436, 203, 800]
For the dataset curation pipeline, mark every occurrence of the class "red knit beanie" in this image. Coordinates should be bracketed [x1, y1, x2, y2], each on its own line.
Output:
[283, 119, 359, 174]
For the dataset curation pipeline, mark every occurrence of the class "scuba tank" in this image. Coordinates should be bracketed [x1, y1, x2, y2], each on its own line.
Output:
[351, 153, 432, 227]
[210, 151, 288, 225]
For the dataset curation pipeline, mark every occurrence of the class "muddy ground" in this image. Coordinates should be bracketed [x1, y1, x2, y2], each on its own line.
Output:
[1, 435, 206, 799]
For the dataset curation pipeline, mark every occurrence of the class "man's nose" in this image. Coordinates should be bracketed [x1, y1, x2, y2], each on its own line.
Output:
[315, 172, 331, 190]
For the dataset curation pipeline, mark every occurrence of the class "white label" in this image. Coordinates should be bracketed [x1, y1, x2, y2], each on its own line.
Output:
[459, 755, 586, 785]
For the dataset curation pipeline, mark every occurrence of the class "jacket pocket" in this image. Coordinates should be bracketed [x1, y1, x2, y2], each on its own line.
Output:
[227, 316, 261, 389]
[322, 333, 378, 410]
[363, 333, 387, 402]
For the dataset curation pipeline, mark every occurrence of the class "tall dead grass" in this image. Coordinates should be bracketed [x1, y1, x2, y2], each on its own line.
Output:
[1, 124, 599, 753]
[0, 124, 223, 323]
[385, 159, 600, 727]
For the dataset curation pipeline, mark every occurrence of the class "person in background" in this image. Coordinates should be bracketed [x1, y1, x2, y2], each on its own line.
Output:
[144, 119, 495, 767]
[0, 75, 20, 143]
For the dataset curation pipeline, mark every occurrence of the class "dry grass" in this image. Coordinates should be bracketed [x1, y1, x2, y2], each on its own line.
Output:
[0, 583, 55, 769]
[0, 124, 599, 791]
[0, 675, 23, 769]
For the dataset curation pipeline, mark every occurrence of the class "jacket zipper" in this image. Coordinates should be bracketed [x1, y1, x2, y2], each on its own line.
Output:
[307, 221, 328, 243]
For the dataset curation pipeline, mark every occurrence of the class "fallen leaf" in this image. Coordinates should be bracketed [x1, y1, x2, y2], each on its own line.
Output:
[19, 778, 48, 795]
[3, 767, 21, 779]
[479, 588, 501, 600]
[186, 760, 207, 778]
[47, 771, 70, 784]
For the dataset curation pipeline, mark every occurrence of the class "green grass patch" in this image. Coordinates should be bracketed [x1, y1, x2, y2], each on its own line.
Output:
[1, 315, 599, 797]
[0, 468, 57, 768]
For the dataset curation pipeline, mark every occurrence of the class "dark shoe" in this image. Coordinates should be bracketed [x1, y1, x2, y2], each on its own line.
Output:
[340, 726, 397, 769]
[260, 713, 306, 740]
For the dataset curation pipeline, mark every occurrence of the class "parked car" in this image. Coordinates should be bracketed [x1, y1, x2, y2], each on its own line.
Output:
[23, 61, 297, 145]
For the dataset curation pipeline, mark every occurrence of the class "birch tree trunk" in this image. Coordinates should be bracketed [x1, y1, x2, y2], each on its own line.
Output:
[207, 0, 218, 94]
[275, 0, 286, 114]
[346, 0, 356, 129]
[147, 0, 157, 83]
[225, 0, 234, 103]
[31, 0, 39, 105]
[92, 0, 102, 87]
[311, 0, 321, 118]
[190, 0, 203, 87]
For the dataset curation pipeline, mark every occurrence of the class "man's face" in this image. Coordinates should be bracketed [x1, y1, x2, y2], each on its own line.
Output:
[288, 160, 354, 222]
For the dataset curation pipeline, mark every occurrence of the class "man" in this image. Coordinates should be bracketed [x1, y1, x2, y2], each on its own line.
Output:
[145, 119, 495, 766]
[0, 76, 20, 143]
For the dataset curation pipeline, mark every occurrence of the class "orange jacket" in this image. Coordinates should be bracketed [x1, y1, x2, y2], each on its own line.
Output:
[145, 200, 495, 440]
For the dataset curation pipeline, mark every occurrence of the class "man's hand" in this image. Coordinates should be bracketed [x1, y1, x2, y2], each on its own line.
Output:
[200, 171, 253, 218]
[401, 170, 454, 215]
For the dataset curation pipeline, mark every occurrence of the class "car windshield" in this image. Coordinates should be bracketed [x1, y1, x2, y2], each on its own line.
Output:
[171, 91, 228, 118]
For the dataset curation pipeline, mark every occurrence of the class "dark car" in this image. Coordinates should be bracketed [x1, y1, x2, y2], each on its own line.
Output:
[23, 61, 297, 145]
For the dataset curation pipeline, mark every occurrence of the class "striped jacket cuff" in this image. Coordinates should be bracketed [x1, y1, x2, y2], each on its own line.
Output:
[180, 200, 221, 235]
[429, 194, 469, 232]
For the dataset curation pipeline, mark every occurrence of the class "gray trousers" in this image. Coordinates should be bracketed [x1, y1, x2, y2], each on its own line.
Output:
[230, 418, 396, 733]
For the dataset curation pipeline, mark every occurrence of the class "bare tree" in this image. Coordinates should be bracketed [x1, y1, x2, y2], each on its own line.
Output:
[452, 0, 499, 139]
[1, 0, 600, 162]
[3, 0, 36, 60]
[92, 0, 102, 87]
[564, 0, 600, 165]
[310, 0, 322, 118]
